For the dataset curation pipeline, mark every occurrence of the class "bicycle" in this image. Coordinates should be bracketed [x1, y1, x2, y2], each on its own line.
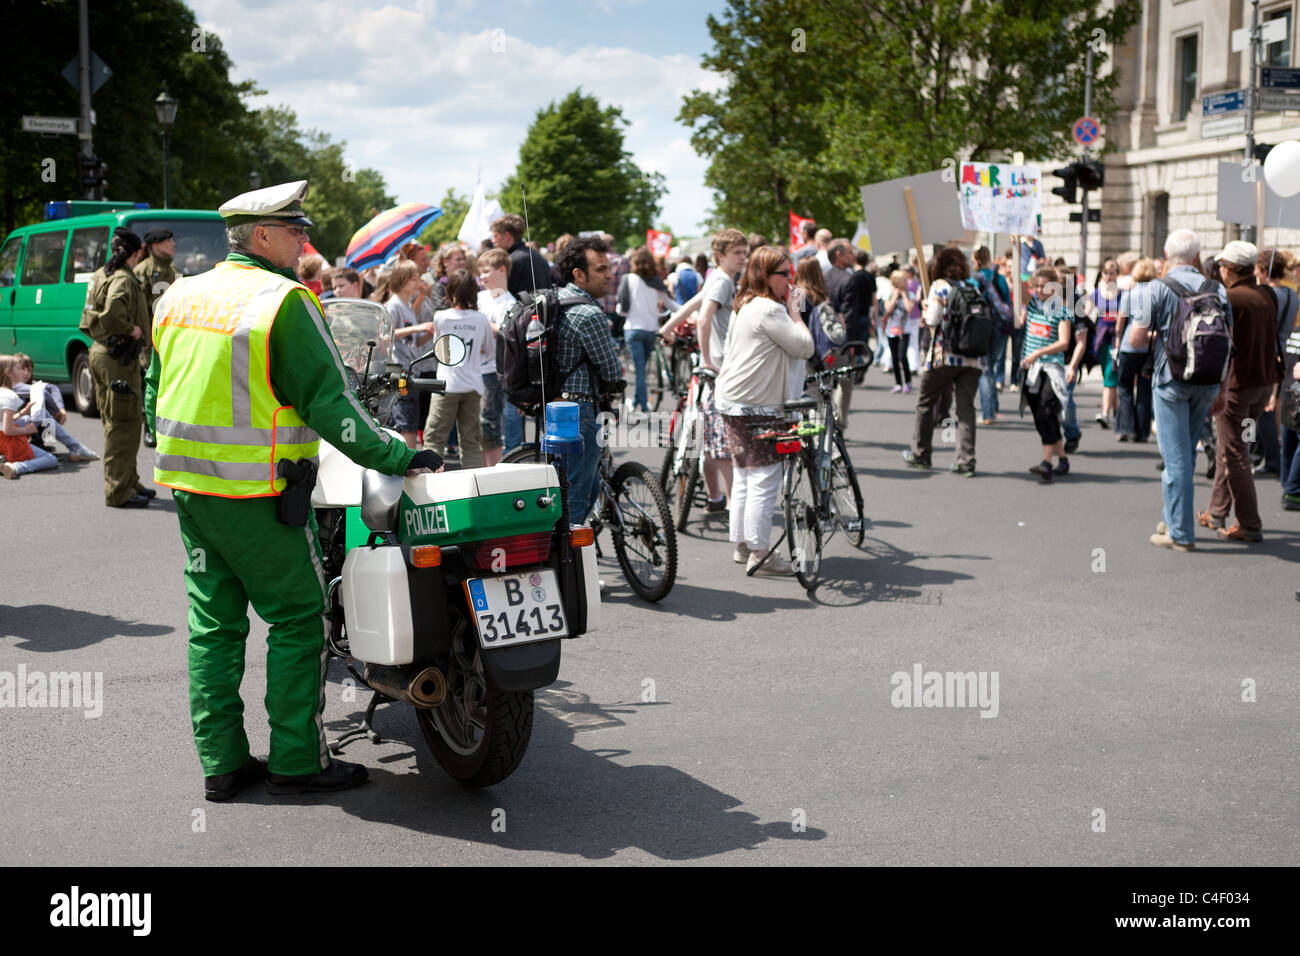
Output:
[502, 399, 677, 602]
[658, 355, 715, 532]
[750, 349, 868, 590]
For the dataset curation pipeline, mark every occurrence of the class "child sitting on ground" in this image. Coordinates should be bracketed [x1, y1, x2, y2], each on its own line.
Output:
[1, 355, 63, 478]
[1018, 268, 1074, 481]
[7, 353, 97, 459]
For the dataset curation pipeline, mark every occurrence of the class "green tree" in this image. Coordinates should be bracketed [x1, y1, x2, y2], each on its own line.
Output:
[417, 189, 471, 250]
[681, 0, 1141, 242]
[499, 90, 666, 245]
[0, 0, 265, 233]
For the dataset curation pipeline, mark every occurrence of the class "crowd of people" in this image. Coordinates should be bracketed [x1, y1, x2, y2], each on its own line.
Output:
[7, 206, 1299, 563]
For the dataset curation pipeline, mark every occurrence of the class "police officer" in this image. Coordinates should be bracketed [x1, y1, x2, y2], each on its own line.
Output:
[135, 228, 179, 449]
[80, 227, 153, 508]
[145, 181, 442, 801]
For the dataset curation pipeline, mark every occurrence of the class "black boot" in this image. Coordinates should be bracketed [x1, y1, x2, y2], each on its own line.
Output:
[266, 759, 368, 795]
[205, 756, 267, 802]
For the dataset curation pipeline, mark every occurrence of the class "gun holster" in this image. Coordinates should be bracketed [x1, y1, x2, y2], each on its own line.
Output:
[105, 333, 143, 366]
[276, 458, 319, 527]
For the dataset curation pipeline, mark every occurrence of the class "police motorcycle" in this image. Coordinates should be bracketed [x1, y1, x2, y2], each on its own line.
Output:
[312, 298, 600, 787]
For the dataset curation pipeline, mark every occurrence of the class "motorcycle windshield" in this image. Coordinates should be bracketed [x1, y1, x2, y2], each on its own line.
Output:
[322, 297, 399, 425]
[323, 297, 395, 377]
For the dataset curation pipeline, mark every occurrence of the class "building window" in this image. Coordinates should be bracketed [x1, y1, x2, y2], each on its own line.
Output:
[1265, 7, 1292, 68]
[1177, 34, 1198, 122]
[1150, 193, 1170, 258]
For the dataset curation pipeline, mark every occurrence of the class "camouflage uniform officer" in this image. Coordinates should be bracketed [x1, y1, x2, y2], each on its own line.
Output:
[80, 227, 153, 508]
[134, 228, 179, 448]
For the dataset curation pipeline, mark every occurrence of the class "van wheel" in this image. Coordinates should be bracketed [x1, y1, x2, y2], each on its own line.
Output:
[72, 350, 98, 417]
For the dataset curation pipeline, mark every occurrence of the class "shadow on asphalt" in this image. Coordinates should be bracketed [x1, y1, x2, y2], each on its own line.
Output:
[809, 534, 983, 607]
[0, 604, 175, 650]
[308, 677, 828, 861]
[599, 581, 810, 618]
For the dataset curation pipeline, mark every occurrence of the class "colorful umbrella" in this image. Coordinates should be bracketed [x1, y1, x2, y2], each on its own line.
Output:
[345, 202, 442, 270]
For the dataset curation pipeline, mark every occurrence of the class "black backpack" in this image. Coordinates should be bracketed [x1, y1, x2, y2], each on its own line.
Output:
[942, 279, 995, 357]
[496, 289, 588, 408]
[1159, 277, 1232, 386]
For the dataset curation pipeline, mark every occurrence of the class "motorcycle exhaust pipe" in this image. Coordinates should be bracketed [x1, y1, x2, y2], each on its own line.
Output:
[363, 663, 447, 708]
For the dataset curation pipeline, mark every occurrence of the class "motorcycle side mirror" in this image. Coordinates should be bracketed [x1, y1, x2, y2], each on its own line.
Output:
[433, 333, 468, 367]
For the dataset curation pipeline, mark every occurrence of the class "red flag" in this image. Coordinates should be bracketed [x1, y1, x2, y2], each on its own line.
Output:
[646, 229, 673, 258]
[789, 210, 815, 251]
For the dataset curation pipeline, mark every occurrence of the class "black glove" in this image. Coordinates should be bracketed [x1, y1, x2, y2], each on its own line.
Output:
[408, 450, 443, 472]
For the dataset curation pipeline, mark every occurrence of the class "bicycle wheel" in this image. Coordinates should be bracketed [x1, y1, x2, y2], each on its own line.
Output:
[829, 456, 865, 547]
[675, 454, 700, 532]
[609, 461, 677, 602]
[501, 443, 543, 464]
[647, 347, 667, 412]
[784, 455, 822, 590]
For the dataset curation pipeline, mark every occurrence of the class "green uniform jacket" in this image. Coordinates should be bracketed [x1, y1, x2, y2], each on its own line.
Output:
[134, 253, 179, 312]
[80, 265, 149, 344]
[144, 251, 416, 478]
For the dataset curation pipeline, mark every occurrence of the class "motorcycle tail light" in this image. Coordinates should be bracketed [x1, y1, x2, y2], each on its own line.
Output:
[411, 545, 441, 568]
[569, 527, 594, 548]
[775, 439, 802, 455]
[463, 531, 552, 571]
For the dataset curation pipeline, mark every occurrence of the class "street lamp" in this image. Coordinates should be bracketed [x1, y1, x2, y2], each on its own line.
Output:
[154, 86, 178, 209]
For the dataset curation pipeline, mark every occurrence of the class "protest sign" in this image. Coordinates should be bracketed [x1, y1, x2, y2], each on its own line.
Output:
[957, 162, 1041, 234]
[859, 169, 966, 256]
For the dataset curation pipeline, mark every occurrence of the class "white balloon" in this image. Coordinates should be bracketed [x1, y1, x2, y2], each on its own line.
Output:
[1263, 140, 1300, 198]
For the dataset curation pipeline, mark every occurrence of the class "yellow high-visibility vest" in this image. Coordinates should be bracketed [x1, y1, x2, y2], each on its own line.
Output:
[152, 260, 320, 497]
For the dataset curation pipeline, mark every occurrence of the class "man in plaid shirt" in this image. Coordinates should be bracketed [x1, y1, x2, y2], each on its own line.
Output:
[554, 235, 624, 521]
[600, 233, 630, 337]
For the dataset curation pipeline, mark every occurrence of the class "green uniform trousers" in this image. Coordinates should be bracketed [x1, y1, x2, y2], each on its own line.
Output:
[174, 490, 331, 777]
[89, 343, 142, 506]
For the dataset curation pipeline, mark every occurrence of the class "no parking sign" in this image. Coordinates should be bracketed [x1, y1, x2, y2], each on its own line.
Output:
[1072, 116, 1101, 148]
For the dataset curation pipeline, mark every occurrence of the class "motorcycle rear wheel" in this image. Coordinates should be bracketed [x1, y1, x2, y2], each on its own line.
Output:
[418, 619, 534, 788]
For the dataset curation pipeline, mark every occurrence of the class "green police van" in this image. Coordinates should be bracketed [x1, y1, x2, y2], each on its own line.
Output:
[0, 201, 228, 415]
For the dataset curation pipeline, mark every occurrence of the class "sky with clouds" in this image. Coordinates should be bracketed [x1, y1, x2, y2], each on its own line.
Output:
[188, 0, 730, 238]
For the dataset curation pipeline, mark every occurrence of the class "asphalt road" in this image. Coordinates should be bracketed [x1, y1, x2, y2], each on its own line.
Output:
[2, 372, 1296, 866]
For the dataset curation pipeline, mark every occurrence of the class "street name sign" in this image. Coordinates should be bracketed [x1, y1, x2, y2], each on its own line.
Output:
[22, 116, 78, 135]
[1202, 90, 1246, 116]
[1202, 115, 1247, 138]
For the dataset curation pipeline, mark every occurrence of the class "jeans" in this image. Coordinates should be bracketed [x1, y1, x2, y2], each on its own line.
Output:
[1281, 426, 1300, 498]
[502, 402, 525, 453]
[480, 372, 504, 448]
[6, 443, 59, 475]
[1008, 326, 1025, 387]
[887, 334, 911, 386]
[978, 326, 1007, 418]
[19, 415, 90, 455]
[1116, 351, 1153, 439]
[1153, 380, 1220, 545]
[566, 400, 602, 524]
[625, 328, 657, 411]
[1063, 379, 1081, 441]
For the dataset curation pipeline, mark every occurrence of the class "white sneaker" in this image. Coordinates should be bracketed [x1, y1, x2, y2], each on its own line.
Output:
[746, 551, 794, 576]
[732, 542, 751, 564]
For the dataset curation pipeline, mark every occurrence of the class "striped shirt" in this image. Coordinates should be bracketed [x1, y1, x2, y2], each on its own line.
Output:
[1023, 299, 1069, 364]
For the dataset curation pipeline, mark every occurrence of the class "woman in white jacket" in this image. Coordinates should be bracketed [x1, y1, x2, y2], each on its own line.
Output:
[714, 246, 814, 576]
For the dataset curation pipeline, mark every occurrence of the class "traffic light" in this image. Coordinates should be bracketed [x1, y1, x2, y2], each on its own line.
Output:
[1069, 209, 1101, 223]
[1253, 143, 1273, 163]
[1051, 165, 1078, 204]
[79, 154, 104, 191]
[1076, 159, 1104, 191]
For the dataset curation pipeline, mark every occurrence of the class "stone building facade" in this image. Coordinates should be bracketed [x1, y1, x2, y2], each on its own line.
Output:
[1037, 0, 1299, 272]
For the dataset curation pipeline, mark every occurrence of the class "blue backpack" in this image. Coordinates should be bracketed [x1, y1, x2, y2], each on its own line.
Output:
[809, 301, 847, 359]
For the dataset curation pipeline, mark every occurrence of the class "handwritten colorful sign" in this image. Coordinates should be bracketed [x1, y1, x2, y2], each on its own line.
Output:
[958, 162, 1041, 234]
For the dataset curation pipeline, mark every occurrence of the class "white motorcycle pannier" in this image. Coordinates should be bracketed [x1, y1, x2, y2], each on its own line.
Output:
[340, 546, 414, 664]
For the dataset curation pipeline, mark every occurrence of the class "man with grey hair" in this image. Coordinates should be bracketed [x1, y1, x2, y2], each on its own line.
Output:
[1127, 228, 1232, 550]
[813, 227, 834, 273]
[146, 180, 441, 802]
